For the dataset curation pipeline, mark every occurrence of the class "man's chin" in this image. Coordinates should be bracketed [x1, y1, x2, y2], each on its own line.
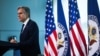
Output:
[19, 20, 23, 22]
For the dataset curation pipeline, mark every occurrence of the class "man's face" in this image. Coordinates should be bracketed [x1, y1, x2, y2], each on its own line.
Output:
[17, 8, 28, 22]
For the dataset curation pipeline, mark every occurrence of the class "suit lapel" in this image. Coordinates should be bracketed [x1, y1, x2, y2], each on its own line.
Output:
[20, 20, 31, 34]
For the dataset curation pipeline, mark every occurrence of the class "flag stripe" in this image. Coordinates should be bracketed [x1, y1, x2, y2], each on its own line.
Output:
[71, 24, 84, 56]
[70, 30, 80, 56]
[53, 30, 57, 41]
[44, 47, 48, 56]
[48, 35, 57, 56]
[48, 43, 55, 56]
[76, 20, 87, 54]
[73, 21, 86, 55]
[50, 31, 57, 51]
[44, 40, 49, 56]
[70, 39, 75, 56]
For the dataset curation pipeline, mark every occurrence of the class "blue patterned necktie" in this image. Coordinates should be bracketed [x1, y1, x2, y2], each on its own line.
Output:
[21, 24, 24, 33]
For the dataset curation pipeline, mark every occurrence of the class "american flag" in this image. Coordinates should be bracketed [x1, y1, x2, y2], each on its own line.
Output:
[44, 0, 57, 56]
[69, 0, 87, 56]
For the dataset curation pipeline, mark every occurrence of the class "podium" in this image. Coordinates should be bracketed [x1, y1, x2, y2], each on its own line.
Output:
[0, 41, 12, 55]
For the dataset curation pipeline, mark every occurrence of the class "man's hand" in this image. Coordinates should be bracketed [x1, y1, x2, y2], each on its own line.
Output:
[10, 39, 17, 43]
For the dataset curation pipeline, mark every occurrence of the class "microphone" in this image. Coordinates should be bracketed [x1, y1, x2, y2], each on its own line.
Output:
[8, 36, 16, 42]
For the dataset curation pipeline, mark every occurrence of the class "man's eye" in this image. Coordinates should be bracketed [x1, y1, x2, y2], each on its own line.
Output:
[18, 13, 23, 14]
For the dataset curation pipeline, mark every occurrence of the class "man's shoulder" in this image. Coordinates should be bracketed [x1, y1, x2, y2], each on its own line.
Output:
[28, 19, 38, 27]
[29, 19, 37, 25]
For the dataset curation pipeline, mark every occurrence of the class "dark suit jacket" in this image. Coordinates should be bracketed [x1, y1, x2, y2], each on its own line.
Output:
[14, 19, 41, 56]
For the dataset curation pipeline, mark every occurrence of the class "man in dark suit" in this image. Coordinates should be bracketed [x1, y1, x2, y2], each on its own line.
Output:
[10, 6, 41, 56]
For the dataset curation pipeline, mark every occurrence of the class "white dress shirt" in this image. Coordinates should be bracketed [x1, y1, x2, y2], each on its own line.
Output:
[22, 18, 30, 31]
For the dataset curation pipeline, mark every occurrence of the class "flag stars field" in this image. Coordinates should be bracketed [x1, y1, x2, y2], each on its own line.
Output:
[44, 0, 58, 56]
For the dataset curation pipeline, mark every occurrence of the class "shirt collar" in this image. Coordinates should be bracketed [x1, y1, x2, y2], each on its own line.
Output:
[23, 18, 30, 25]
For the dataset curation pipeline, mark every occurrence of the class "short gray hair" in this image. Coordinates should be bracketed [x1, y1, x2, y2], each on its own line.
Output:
[17, 6, 30, 18]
